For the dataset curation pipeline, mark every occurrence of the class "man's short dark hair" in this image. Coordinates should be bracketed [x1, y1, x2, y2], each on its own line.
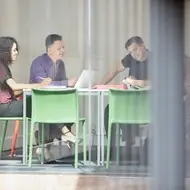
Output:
[45, 34, 62, 50]
[125, 36, 144, 50]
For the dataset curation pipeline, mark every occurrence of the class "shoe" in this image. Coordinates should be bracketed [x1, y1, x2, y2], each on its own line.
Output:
[61, 136, 72, 148]
[36, 147, 54, 161]
[62, 131, 83, 145]
[53, 138, 60, 146]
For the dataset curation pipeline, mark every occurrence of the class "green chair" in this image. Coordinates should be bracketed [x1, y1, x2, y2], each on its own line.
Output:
[0, 117, 29, 156]
[28, 88, 86, 168]
[106, 89, 150, 169]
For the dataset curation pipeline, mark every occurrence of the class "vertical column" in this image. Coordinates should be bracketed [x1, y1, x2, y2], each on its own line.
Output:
[150, 0, 185, 190]
[83, 0, 93, 165]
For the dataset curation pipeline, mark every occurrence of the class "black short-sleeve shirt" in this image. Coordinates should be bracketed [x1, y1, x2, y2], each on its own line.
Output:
[121, 54, 148, 80]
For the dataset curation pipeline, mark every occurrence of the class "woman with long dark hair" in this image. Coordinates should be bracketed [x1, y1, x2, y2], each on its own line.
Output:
[0, 37, 54, 160]
[0, 36, 51, 117]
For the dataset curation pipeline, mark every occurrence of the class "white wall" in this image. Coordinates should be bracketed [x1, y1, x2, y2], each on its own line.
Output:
[0, 0, 150, 150]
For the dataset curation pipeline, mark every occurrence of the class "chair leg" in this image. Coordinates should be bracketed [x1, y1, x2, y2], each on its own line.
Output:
[106, 122, 112, 169]
[10, 120, 20, 157]
[82, 120, 87, 164]
[41, 123, 45, 164]
[37, 124, 41, 145]
[0, 121, 8, 155]
[28, 122, 35, 167]
[116, 125, 120, 166]
[25, 118, 29, 163]
[75, 122, 79, 168]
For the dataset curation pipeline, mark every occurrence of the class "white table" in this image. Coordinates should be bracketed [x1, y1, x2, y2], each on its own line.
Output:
[22, 88, 109, 166]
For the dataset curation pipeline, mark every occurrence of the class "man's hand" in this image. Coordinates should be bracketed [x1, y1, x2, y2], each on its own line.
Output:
[68, 78, 78, 87]
[125, 76, 136, 86]
[123, 76, 149, 88]
[39, 78, 52, 87]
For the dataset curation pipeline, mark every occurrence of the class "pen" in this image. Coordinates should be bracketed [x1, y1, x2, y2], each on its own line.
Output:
[36, 76, 45, 80]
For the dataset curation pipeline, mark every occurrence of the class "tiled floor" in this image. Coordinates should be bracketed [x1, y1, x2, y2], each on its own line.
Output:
[0, 153, 149, 190]
[4, 143, 190, 189]
[0, 159, 149, 176]
[0, 144, 148, 175]
[0, 146, 189, 190]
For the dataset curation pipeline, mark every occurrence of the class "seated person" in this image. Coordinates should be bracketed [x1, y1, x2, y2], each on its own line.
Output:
[101, 36, 150, 159]
[0, 36, 50, 117]
[30, 34, 78, 159]
[0, 36, 52, 160]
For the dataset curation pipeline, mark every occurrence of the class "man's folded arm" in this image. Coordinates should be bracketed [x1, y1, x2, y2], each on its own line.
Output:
[32, 63, 68, 86]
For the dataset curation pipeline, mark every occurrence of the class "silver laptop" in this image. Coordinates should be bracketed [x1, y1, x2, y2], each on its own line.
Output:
[74, 70, 97, 88]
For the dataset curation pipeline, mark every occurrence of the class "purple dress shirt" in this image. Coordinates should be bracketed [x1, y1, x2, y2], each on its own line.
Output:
[29, 53, 68, 86]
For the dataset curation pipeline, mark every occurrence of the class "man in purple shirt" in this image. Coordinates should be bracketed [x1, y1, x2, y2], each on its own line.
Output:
[30, 34, 77, 87]
[29, 34, 78, 160]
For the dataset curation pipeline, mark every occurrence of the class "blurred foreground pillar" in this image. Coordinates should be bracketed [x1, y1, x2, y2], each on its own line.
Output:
[150, 0, 185, 190]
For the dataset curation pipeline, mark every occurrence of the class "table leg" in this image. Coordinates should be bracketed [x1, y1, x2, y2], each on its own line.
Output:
[100, 91, 105, 166]
[97, 92, 101, 166]
[22, 92, 27, 164]
[87, 92, 92, 166]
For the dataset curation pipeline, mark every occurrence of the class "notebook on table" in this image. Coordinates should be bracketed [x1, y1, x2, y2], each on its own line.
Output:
[95, 84, 127, 90]
[42, 86, 66, 89]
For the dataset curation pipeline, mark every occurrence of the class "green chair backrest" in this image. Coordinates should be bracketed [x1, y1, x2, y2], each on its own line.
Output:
[31, 88, 79, 123]
[109, 89, 150, 124]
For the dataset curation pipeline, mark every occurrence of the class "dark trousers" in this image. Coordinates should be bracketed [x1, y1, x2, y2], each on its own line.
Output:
[104, 105, 139, 159]
[0, 100, 73, 144]
[0, 100, 30, 117]
[35, 123, 73, 144]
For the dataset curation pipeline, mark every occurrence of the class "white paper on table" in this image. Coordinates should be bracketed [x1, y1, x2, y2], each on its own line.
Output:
[123, 80, 150, 90]
[42, 86, 66, 89]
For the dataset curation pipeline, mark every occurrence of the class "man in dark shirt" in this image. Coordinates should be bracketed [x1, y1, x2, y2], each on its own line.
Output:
[102, 36, 149, 160]
[101, 36, 148, 85]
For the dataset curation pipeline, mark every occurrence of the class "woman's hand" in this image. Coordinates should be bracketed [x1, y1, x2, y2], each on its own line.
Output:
[14, 90, 23, 97]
